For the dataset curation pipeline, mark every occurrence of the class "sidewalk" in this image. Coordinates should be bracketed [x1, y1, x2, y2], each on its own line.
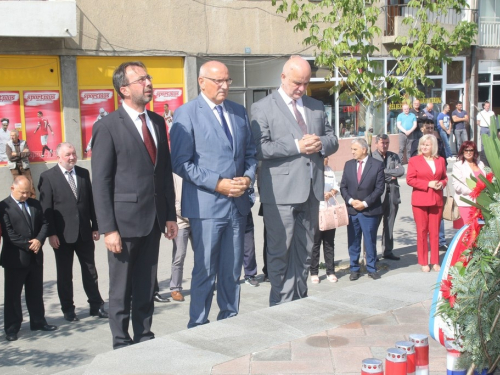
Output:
[0, 165, 467, 375]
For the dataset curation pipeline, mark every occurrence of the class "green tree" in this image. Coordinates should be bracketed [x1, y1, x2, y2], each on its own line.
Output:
[272, 0, 477, 127]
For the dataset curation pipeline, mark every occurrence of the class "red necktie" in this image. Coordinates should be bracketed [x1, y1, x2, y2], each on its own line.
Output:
[357, 160, 363, 183]
[291, 100, 307, 135]
[139, 113, 156, 164]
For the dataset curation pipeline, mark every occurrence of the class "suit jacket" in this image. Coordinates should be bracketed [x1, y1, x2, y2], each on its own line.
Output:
[452, 160, 486, 207]
[340, 157, 385, 216]
[91, 106, 176, 237]
[170, 95, 257, 219]
[250, 91, 338, 204]
[406, 155, 448, 207]
[0, 197, 48, 268]
[371, 150, 404, 205]
[38, 165, 98, 243]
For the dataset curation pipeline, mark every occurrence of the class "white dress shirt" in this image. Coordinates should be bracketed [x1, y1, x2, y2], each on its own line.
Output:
[122, 102, 158, 147]
[200, 92, 234, 137]
[278, 87, 307, 153]
[58, 163, 77, 188]
[348, 155, 369, 208]
[11, 194, 30, 215]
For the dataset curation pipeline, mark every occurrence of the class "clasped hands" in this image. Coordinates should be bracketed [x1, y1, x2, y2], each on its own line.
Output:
[428, 180, 444, 190]
[299, 134, 322, 155]
[351, 199, 365, 211]
[215, 176, 251, 198]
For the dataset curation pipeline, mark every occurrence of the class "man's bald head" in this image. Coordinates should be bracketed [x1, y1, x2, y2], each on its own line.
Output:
[281, 56, 311, 100]
[11, 176, 32, 202]
[198, 61, 230, 105]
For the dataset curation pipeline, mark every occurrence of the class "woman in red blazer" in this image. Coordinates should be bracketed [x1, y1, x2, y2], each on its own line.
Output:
[407, 134, 448, 272]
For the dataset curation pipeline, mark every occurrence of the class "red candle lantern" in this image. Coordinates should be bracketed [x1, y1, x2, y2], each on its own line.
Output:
[385, 348, 407, 375]
[361, 358, 383, 375]
[396, 341, 416, 375]
[409, 334, 429, 368]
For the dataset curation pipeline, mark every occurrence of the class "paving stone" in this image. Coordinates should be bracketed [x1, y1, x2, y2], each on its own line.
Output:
[250, 360, 334, 374]
[252, 348, 291, 362]
[211, 354, 251, 374]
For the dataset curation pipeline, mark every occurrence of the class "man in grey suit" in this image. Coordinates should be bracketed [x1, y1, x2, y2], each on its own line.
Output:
[250, 56, 338, 306]
[91, 61, 178, 349]
[372, 134, 404, 261]
[170, 61, 257, 328]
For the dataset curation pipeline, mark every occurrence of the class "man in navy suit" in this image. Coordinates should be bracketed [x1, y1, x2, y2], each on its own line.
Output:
[170, 61, 257, 328]
[340, 138, 385, 280]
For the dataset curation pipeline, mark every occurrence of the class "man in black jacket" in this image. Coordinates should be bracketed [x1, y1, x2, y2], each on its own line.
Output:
[0, 176, 57, 341]
[38, 142, 107, 322]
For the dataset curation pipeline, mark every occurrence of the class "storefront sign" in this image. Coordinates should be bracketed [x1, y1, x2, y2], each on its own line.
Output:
[23, 90, 63, 162]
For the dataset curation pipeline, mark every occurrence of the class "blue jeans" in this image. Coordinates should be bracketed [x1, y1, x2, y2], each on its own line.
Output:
[439, 129, 452, 158]
[439, 219, 446, 246]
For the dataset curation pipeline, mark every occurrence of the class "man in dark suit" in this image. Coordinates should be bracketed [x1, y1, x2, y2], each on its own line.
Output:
[0, 176, 57, 341]
[170, 61, 257, 328]
[38, 142, 107, 322]
[250, 56, 338, 306]
[340, 138, 385, 280]
[372, 134, 404, 261]
[91, 61, 178, 349]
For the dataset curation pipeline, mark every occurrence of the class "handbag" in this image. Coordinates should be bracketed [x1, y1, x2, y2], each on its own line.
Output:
[442, 184, 460, 221]
[319, 197, 349, 231]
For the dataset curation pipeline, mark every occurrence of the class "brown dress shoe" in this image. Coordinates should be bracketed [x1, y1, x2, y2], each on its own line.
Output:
[170, 291, 184, 302]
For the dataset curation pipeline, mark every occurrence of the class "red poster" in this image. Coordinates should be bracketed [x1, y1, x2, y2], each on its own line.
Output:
[0, 91, 23, 165]
[79, 90, 115, 159]
[152, 88, 184, 131]
[23, 90, 63, 162]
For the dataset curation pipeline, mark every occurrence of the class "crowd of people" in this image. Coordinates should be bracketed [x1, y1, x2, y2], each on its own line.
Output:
[0, 56, 494, 350]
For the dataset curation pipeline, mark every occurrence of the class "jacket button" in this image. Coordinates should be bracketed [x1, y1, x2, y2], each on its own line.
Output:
[306, 163, 310, 166]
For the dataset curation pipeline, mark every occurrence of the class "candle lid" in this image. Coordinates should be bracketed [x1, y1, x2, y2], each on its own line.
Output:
[395, 340, 415, 354]
[361, 358, 383, 373]
[409, 334, 429, 347]
[386, 348, 407, 363]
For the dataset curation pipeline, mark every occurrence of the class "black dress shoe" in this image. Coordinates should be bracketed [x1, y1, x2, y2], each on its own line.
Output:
[31, 324, 57, 332]
[63, 312, 79, 322]
[439, 244, 449, 252]
[368, 272, 381, 280]
[383, 253, 400, 261]
[90, 307, 109, 318]
[154, 293, 170, 303]
[6, 333, 18, 341]
[349, 272, 361, 281]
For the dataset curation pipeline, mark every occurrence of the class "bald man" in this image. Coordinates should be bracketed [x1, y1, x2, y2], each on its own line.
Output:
[170, 61, 257, 328]
[250, 56, 338, 306]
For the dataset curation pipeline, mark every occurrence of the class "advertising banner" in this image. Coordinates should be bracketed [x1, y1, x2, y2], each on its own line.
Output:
[23, 90, 63, 162]
[0, 91, 22, 164]
[79, 89, 115, 158]
[152, 88, 184, 131]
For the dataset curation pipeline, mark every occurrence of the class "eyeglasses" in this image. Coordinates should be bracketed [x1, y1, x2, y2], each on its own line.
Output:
[123, 75, 153, 86]
[464, 149, 475, 153]
[202, 77, 233, 86]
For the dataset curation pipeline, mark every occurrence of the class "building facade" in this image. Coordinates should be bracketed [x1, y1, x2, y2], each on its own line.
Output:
[0, 0, 498, 189]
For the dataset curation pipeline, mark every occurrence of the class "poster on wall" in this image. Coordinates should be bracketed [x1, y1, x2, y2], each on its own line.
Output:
[0, 91, 23, 164]
[152, 88, 184, 132]
[79, 89, 115, 159]
[23, 90, 63, 162]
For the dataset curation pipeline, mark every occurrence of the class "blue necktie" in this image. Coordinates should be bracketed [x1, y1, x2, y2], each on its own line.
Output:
[216, 105, 233, 149]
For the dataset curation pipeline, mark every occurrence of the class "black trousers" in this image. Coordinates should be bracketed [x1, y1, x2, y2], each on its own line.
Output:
[107, 223, 161, 349]
[310, 228, 336, 275]
[4, 263, 47, 334]
[54, 236, 103, 313]
[378, 195, 399, 256]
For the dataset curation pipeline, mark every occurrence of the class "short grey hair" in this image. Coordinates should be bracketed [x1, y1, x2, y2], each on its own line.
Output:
[9, 129, 19, 136]
[56, 142, 75, 156]
[352, 138, 368, 150]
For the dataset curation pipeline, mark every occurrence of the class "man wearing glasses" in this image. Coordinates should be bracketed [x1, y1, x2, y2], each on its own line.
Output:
[170, 61, 256, 328]
[91, 61, 178, 349]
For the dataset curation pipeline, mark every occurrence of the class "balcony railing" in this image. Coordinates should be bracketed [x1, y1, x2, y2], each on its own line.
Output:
[479, 17, 500, 47]
[382, 5, 477, 37]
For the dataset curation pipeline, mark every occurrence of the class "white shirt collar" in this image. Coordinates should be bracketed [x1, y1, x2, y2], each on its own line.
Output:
[358, 155, 369, 164]
[58, 163, 74, 176]
[278, 86, 304, 106]
[201, 92, 225, 111]
[11, 194, 27, 206]
[122, 101, 147, 121]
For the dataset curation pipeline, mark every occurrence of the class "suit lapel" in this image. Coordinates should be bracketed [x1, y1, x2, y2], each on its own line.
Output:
[28, 203, 35, 232]
[358, 157, 372, 186]
[197, 96, 233, 150]
[8, 196, 33, 232]
[272, 91, 305, 138]
[118, 106, 153, 166]
[302, 96, 313, 134]
[55, 166, 78, 201]
[147, 110, 161, 167]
